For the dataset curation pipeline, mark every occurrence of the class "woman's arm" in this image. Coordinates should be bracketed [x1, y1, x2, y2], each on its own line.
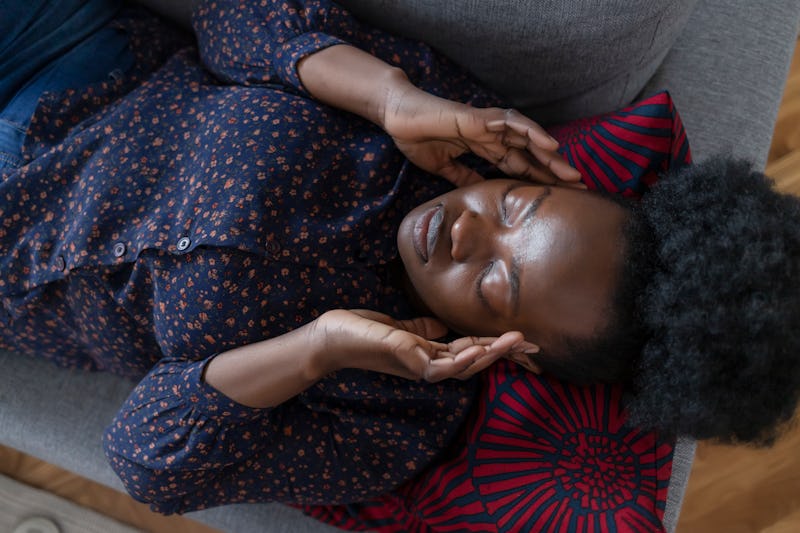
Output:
[296, 44, 582, 187]
[203, 309, 527, 408]
[193, 0, 581, 187]
[104, 309, 525, 512]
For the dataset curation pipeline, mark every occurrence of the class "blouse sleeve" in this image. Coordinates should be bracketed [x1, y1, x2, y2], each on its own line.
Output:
[102, 350, 448, 515]
[191, 0, 453, 97]
[102, 354, 273, 513]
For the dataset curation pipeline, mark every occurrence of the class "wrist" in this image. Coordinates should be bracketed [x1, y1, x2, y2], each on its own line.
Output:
[297, 45, 416, 131]
[304, 311, 342, 378]
[379, 68, 422, 133]
[382, 83, 466, 141]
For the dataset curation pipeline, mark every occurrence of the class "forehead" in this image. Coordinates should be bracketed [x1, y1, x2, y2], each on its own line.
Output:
[515, 187, 628, 343]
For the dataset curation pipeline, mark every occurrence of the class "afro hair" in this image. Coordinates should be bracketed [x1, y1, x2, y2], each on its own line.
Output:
[624, 156, 800, 445]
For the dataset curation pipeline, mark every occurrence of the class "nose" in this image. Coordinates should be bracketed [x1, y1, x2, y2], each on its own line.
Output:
[451, 209, 490, 262]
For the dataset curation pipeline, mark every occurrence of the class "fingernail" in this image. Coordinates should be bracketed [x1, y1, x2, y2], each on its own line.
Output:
[524, 347, 540, 354]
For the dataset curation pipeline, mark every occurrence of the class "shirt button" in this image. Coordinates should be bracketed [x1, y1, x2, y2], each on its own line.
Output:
[265, 240, 281, 256]
[55, 255, 66, 272]
[113, 242, 127, 258]
[177, 236, 191, 252]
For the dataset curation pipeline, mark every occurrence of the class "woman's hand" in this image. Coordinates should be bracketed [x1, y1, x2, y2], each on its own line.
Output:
[296, 44, 580, 188]
[383, 86, 583, 188]
[314, 309, 529, 382]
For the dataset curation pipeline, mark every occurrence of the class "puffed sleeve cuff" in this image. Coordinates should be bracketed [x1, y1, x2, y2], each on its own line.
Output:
[193, 0, 352, 93]
[180, 353, 268, 423]
[272, 32, 349, 96]
[104, 355, 274, 512]
[103, 355, 271, 472]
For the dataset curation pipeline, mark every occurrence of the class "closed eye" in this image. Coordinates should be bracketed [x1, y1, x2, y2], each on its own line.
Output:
[503, 183, 552, 227]
[476, 261, 494, 309]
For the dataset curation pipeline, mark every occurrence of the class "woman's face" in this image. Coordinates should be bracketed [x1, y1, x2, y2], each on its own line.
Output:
[397, 179, 628, 354]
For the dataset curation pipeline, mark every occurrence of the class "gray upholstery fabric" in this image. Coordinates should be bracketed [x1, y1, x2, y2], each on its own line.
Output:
[338, 0, 700, 125]
[663, 436, 697, 532]
[640, 0, 800, 169]
[2, 1, 799, 532]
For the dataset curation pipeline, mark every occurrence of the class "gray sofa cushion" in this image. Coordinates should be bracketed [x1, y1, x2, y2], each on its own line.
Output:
[640, 0, 800, 169]
[338, 0, 699, 125]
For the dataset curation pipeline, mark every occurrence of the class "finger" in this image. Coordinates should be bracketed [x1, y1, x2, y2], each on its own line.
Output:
[491, 123, 532, 151]
[452, 332, 524, 379]
[444, 331, 522, 356]
[494, 121, 558, 151]
[463, 332, 524, 367]
[453, 348, 506, 379]
[489, 331, 526, 352]
[564, 180, 589, 190]
[496, 148, 560, 185]
[500, 130, 530, 150]
[424, 345, 485, 382]
[437, 160, 484, 187]
[501, 148, 587, 189]
[528, 145, 583, 182]
[509, 339, 540, 354]
[445, 335, 500, 354]
[487, 109, 559, 151]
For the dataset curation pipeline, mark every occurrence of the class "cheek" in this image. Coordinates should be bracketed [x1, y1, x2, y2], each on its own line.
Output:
[412, 268, 481, 327]
[425, 289, 501, 337]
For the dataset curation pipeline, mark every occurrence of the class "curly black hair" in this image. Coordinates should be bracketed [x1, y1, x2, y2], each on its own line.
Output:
[535, 156, 800, 446]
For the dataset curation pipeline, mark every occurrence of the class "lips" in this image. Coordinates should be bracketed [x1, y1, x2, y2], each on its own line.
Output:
[412, 203, 444, 262]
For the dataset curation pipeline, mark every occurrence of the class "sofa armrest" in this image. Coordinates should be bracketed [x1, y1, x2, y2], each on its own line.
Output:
[642, 0, 800, 168]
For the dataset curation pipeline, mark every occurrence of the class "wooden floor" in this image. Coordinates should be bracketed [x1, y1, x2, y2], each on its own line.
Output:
[1, 38, 799, 533]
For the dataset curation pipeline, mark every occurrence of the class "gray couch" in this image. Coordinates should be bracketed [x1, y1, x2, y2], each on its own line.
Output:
[2, 1, 799, 532]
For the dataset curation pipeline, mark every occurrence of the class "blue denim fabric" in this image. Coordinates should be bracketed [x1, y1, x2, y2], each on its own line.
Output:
[0, 0, 120, 107]
[0, 0, 129, 169]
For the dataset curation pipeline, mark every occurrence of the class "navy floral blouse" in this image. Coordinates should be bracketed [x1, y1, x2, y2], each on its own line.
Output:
[0, 0, 502, 514]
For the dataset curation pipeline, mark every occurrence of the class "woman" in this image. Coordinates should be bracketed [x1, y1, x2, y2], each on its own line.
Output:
[1, 0, 798, 515]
